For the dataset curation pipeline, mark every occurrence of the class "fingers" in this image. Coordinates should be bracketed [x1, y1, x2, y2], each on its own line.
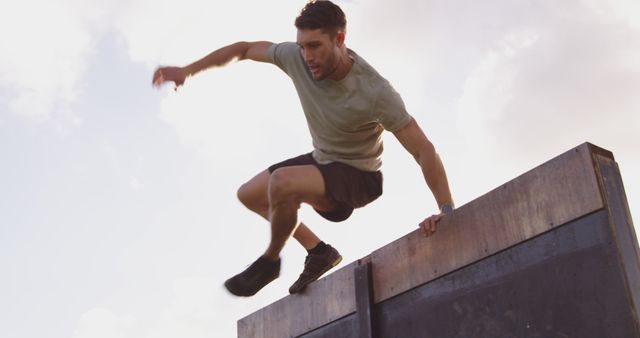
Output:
[152, 68, 164, 88]
[152, 67, 185, 90]
[420, 213, 444, 237]
[419, 217, 435, 237]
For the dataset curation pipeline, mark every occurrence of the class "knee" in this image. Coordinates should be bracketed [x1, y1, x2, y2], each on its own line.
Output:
[237, 182, 266, 211]
[268, 169, 300, 207]
[236, 183, 251, 207]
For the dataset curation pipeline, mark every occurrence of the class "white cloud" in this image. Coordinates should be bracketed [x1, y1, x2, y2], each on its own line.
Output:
[114, 0, 300, 66]
[72, 308, 137, 338]
[71, 276, 263, 338]
[458, 31, 537, 148]
[584, 0, 640, 29]
[457, 0, 640, 164]
[0, 0, 119, 125]
[142, 276, 240, 338]
[130, 176, 143, 192]
[115, 0, 312, 169]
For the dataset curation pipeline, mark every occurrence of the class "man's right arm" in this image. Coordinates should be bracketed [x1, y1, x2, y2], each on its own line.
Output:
[152, 41, 274, 89]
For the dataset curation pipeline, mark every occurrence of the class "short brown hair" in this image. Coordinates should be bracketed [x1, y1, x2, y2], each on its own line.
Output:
[294, 0, 347, 37]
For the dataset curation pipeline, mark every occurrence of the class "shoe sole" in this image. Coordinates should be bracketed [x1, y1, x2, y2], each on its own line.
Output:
[224, 280, 249, 297]
[224, 270, 280, 297]
[315, 255, 343, 280]
[290, 255, 343, 294]
[225, 278, 262, 297]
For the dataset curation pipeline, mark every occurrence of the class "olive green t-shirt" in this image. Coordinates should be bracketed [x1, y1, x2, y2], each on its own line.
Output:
[267, 42, 412, 172]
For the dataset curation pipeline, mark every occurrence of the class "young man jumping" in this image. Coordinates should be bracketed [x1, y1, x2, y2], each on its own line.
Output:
[153, 0, 454, 297]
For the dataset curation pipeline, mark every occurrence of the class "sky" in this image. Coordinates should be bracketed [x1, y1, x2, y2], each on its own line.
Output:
[1, 0, 639, 337]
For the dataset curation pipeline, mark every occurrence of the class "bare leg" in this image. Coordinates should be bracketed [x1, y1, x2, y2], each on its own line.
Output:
[237, 170, 323, 250]
[228, 167, 340, 296]
[263, 165, 334, 260]
[292, 225, 322, 250]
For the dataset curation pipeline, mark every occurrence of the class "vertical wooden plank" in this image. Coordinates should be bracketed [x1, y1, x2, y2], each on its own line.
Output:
[593, 152, 640, 331]
[354, 259, 374, 338]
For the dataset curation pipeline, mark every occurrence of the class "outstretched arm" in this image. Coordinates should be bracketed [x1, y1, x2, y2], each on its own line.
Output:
[393, 118, 454, 237]
[152, 41, 274, 89]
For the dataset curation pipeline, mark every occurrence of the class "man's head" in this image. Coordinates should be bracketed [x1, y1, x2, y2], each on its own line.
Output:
[295, 1, 348, 81]
[295, 0, 346, 38]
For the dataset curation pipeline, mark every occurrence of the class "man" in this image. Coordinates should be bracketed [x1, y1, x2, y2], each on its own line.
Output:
[152, 0, 454, 297]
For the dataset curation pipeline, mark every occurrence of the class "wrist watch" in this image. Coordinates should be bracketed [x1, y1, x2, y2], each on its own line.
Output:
[440, 203, 454, 215]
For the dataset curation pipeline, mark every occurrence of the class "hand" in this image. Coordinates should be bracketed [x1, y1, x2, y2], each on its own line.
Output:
[152, 66, 187, 91]
[419, 213, 444, 237]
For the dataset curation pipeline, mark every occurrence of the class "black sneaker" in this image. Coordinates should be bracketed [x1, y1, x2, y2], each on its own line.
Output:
[224, 256, 280, 297]
[289, 244, 342, 294]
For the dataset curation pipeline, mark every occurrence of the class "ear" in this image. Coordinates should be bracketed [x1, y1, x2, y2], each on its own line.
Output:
[336, 31, 346, 47]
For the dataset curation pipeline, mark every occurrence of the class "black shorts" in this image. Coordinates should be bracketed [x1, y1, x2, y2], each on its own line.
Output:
[268, 153, 383, 222]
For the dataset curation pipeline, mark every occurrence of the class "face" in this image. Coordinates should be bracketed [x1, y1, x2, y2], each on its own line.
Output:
[296, 29, 342, 81]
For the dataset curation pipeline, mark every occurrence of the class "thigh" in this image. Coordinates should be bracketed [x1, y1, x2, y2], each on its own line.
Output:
[269, 165, 335, 212]
[242, 151, 314, 203]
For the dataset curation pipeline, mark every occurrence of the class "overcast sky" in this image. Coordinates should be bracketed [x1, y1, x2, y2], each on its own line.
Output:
[1, 0, 639, 337]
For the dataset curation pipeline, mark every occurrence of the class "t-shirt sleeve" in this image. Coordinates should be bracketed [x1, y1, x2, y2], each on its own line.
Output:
[375, 83, 413, 132]
[267, 42, 300, 75]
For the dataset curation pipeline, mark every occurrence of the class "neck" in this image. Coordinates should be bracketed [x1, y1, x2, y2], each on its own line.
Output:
[328, 48, 354, 81]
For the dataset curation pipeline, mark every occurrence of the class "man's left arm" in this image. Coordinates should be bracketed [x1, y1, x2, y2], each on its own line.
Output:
[393, 118, 454, 237]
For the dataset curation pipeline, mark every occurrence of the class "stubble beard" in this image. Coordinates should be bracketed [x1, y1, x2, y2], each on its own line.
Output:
[315, 52, 339, 81]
